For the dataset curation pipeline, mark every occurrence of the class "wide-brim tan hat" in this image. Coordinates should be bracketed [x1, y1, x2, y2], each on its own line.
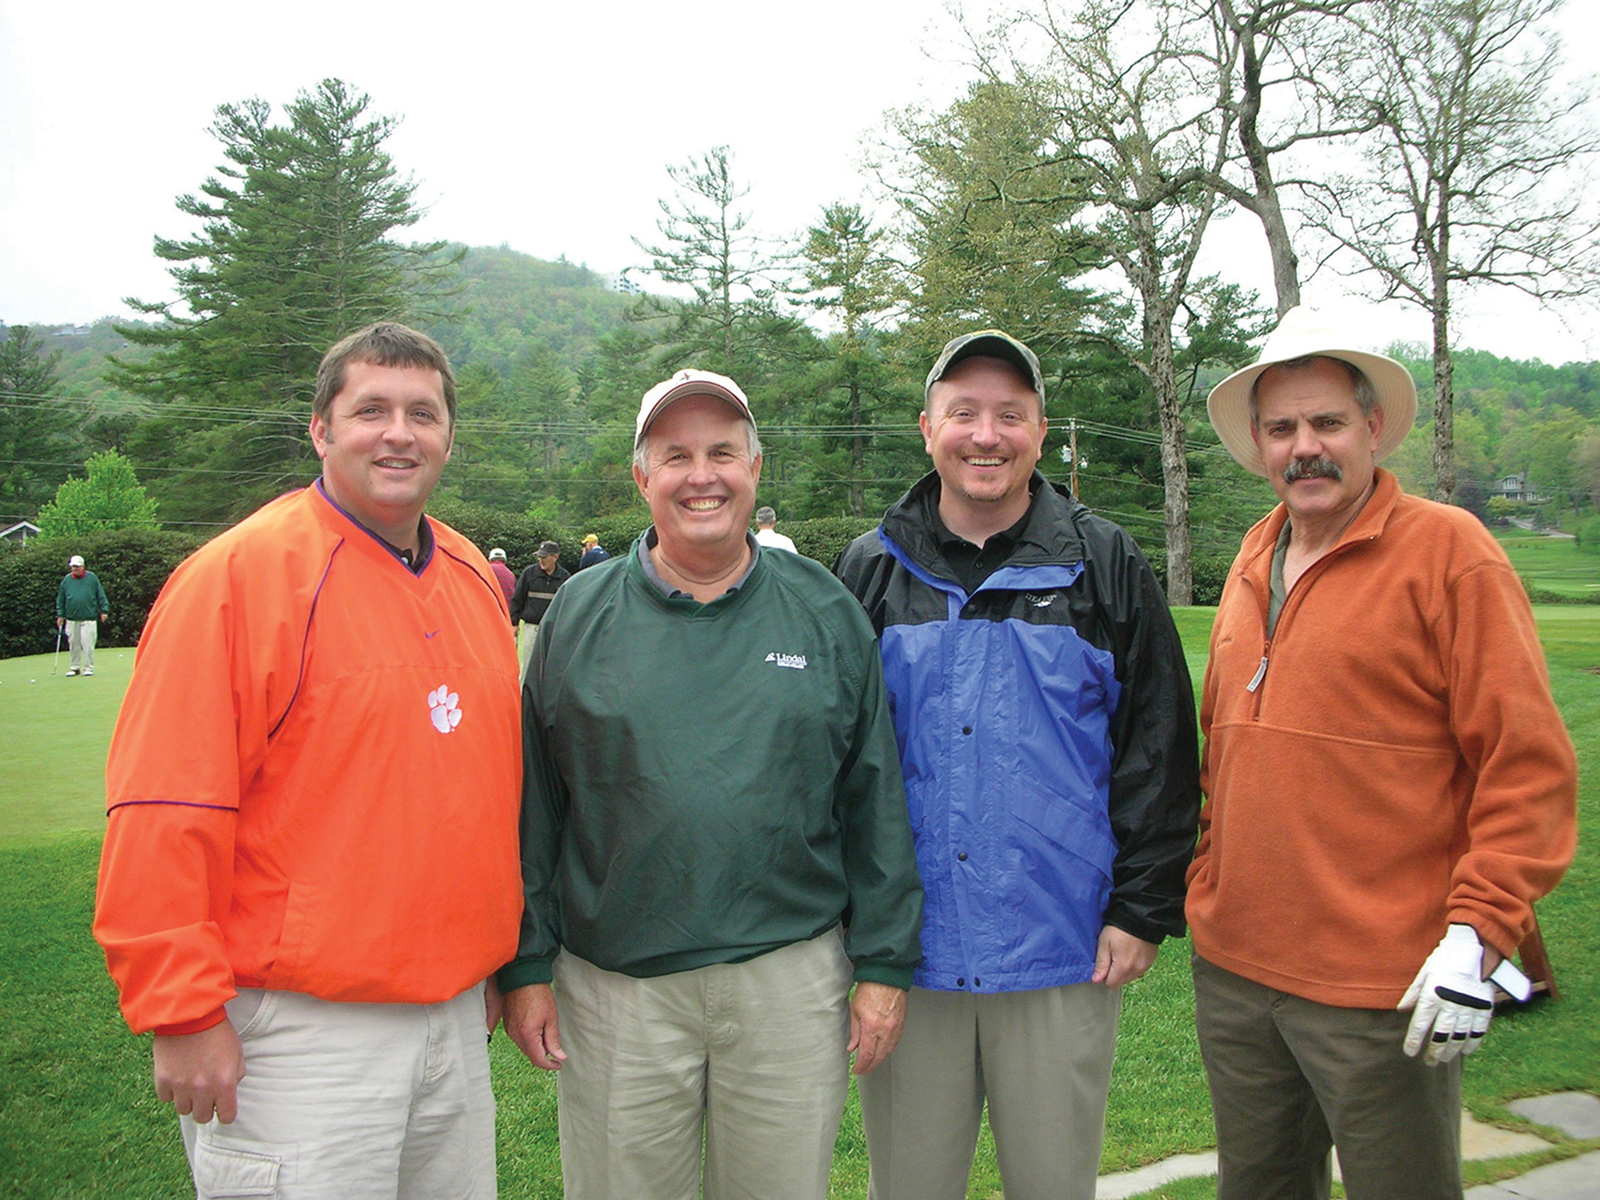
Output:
[1207, 307, 1418, 477]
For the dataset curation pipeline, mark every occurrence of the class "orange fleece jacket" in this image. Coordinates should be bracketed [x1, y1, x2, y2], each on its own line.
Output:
[94, 486, 523, 1035]
[1188, 471, 1576, 1008]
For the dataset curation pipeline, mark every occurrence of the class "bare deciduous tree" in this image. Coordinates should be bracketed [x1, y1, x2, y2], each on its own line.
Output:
[1304, 0, 1600, 500]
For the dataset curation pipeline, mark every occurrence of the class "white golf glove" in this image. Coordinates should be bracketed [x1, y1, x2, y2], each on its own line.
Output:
[1399, 924, 1495, 1066]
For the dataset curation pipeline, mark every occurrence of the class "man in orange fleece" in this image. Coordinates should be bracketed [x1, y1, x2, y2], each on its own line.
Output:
[1188, 308, 1577, 1200]
[94, 323, 522, 1199]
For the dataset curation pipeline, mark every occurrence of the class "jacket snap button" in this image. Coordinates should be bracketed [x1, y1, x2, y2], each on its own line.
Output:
[957, 978, 965, 986]
[957, 851, 968, 861]
[962, 726, 972, 735]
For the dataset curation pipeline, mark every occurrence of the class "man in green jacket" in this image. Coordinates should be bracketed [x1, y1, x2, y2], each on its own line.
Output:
[55, 553, 108, 677]
[500, 368, 923, 1200]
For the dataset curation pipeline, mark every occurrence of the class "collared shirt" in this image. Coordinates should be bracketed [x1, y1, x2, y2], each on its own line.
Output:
[930, 482, 1040, 595]
[638, 528, 762, 600]
[1267, 520, 1292, 638]
[313, 479, 433, 575]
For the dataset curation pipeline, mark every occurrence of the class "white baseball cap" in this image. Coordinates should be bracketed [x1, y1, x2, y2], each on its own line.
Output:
[635, 369, 754, 449]
[69, 554, 85, 567]
[1207, 307, 1418, 477]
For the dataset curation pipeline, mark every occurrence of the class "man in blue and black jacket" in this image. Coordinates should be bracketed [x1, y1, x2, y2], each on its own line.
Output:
[834, 330, 1200, 1200]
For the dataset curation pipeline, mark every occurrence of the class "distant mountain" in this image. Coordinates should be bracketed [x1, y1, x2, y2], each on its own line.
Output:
[8, 244, 646, 398]
[421, 243, 642, 375]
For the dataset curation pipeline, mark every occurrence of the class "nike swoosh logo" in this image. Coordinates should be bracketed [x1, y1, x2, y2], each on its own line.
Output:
[424, 629, 442, 639]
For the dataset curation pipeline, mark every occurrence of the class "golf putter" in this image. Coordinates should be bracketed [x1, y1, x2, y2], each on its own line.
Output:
[51, 625, 64, 675]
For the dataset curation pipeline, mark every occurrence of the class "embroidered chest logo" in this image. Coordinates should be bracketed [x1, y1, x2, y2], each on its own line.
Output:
[1024, 592, 1057, 608]
[428, 684, 463, 733]
[764, 651, 808, 670]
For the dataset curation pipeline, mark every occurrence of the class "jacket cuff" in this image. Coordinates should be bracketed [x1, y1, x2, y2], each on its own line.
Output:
[1447, 906, 1520, 963]
[154, 1007, 229, 1038]
[852, 961, 914, 990]
[497, 955, 555, 992]
[1103, 908, 1175, 946]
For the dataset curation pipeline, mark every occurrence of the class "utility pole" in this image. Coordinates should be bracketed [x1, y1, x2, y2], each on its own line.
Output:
[1068, 418, 1080, 499]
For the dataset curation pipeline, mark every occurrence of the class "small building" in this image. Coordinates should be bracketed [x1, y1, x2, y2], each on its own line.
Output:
[1491, 473, 1547, 503]
[0, 520, 42, 546]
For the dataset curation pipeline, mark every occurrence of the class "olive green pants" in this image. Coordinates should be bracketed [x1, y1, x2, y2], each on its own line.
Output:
[1193, 953, 1464, 1200]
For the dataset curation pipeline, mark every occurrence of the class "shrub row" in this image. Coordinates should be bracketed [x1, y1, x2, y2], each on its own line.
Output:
[0, 529, 207, 659]
[429, 503, 1232, 604]
[1521, 581, 1600, 605]
[0, 505, 1232, 662]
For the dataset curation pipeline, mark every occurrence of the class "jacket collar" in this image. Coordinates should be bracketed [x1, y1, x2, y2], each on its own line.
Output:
[1238, 468, 1403, 583]
[882, 470, 1087, 576]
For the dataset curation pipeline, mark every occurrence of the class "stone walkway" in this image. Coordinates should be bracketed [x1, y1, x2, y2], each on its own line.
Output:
[1095, 1092, 1600, 1200]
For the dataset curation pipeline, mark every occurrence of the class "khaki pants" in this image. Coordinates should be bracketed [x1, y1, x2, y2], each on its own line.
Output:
[857, 980, 1121, 1200]
[552, 930, 853, 1200]
[181, 985, 494, 1200]
[518, 621, 539, 683]
[1193, 953, 1464, 1200]
[66, 619, 97, 672]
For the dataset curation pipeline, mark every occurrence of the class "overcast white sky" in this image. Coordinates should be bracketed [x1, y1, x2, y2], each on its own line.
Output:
[2, 0, 1596, 364]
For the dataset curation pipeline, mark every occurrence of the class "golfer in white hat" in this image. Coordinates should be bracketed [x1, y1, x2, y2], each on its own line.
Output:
[1187, 308, 1577, 1199]
[55, 553, 108, 676]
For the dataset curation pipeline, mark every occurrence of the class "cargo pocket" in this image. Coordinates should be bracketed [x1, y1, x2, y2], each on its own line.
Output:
[192, 1137, 285, 1198]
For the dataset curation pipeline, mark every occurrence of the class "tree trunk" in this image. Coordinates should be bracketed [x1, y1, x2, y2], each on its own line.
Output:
[1431, 288, 1455, 504]
[1150, 319, 1193, 605]
[848, 370, 866, 517]
[1229, 0, 1302, 315]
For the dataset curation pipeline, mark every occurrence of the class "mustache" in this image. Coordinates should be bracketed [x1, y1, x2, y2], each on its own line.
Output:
[1283, 457, 1342, 483]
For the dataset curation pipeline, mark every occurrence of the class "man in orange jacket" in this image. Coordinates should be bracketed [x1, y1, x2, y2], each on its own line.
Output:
[1189, 308, 1576, 1200]
[94, 323, 522, 1199]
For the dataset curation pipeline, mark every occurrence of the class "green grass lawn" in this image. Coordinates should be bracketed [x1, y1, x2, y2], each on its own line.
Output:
[2, 607, 1595, 1199]
[1495, 528, 1600, 600]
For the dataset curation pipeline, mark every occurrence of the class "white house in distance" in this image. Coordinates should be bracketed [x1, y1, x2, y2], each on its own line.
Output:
[0, 520, 42, 546]
[1491, 473, 1548, 504]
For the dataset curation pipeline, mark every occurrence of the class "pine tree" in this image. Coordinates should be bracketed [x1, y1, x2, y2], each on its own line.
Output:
[0, 325, 76, 514]
[109, 79, 459, 523]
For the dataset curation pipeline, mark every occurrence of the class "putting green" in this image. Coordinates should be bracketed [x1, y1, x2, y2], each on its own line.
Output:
[0, 647, 134, 845]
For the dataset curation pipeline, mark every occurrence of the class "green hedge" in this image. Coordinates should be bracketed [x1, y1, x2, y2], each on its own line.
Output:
[1139, 549, 1232, 607]
[0, 505, 1228, 664]
[0, 529, 208, 659]
[1576, 514, 1600, 556]
[1521, 579, 1600, 605]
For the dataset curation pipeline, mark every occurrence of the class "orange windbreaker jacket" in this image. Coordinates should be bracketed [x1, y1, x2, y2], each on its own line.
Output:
[95, 486, 523, 1035]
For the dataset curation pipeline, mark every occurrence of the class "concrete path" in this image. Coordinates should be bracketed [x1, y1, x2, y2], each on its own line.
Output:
[1096, 1092, 1600, 1200]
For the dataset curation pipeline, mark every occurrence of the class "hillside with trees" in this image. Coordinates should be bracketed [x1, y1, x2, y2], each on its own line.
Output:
[4, 6, 1599, 578]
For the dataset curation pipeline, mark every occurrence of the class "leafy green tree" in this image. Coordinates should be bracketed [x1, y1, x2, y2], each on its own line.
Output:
[566, 326, 666, 520]
[0, 325, 77, 514]
[883, 80, 1098, 362]
[1499, 407, 1590, 521]
[513, 342, 575, 478]
[943, 2, 1274, 602]
[109, 78, 458, 524]
[441, 364, 530, 513]
[1575, 426, 1600, 509]
[36, 451, 160, 538]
